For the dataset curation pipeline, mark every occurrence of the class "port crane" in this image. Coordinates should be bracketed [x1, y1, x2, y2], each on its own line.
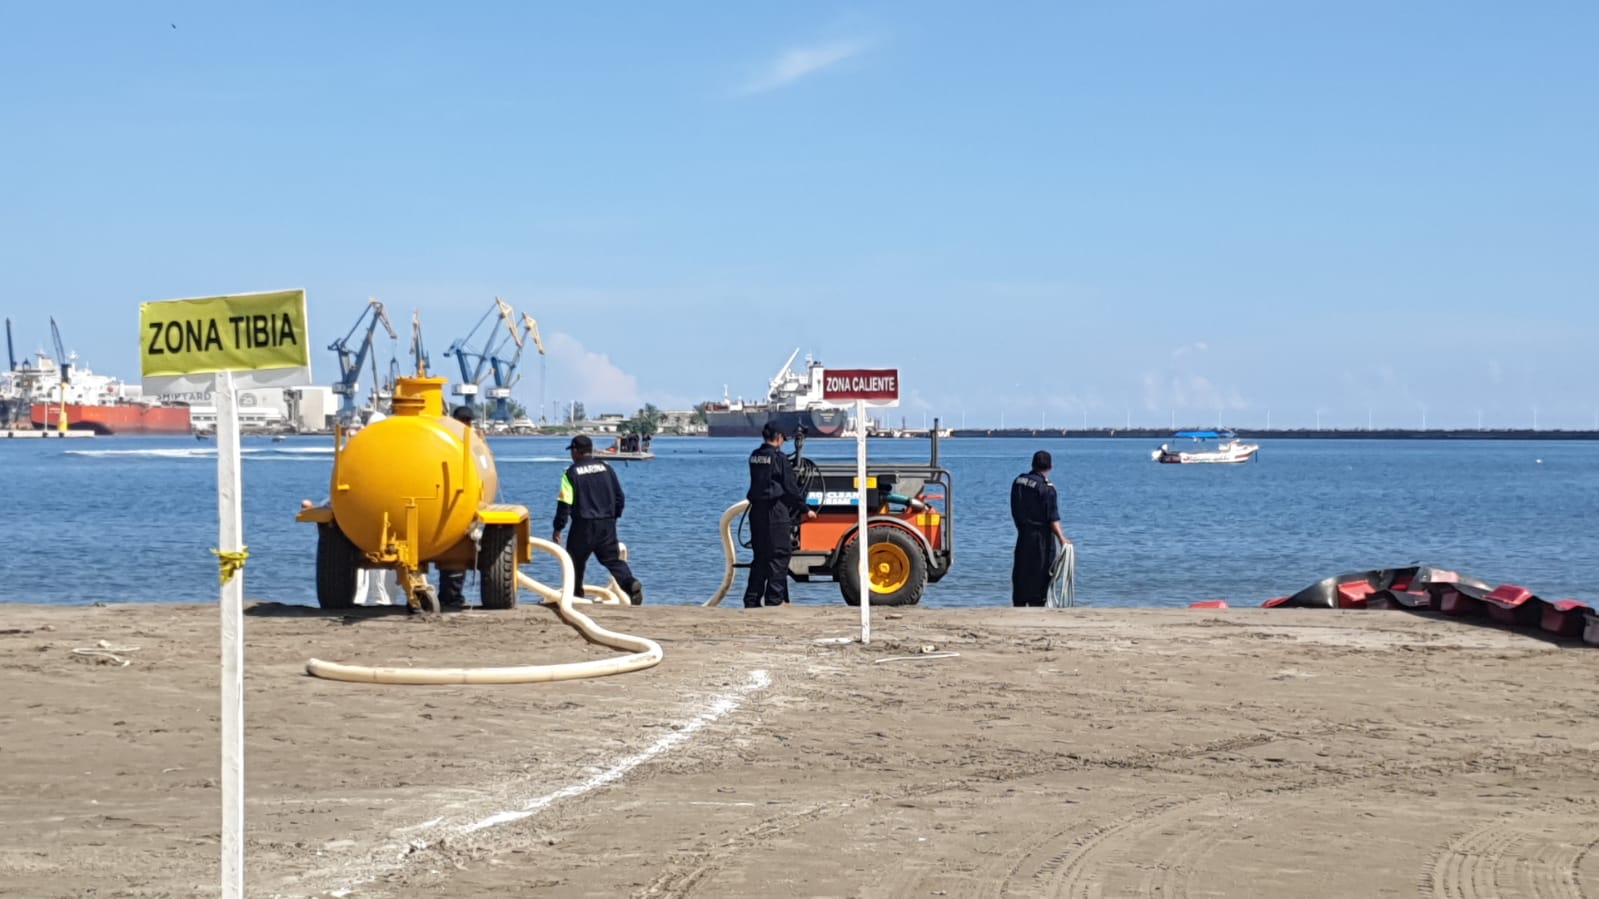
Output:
[408, 310, 430, 377]
[484, 311, 545, 422]
[5, 318, 15, 372]
[329, 299, 397, 426]
[445, 297, 533, 420]
[366, 324, 402, 414]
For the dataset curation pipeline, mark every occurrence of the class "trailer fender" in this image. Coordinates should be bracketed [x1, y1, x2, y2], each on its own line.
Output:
[835, 516, 936, 566]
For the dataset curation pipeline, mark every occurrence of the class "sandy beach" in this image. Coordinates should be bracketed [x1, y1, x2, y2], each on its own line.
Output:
[1, 601, 1595, 898]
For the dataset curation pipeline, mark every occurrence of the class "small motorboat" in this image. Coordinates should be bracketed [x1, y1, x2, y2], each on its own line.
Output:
[1152, 430, 1259, 464]
[599, 435, 654, 462]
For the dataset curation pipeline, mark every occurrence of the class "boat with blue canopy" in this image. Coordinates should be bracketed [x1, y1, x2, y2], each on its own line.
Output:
[1152, 429, 1260, 464]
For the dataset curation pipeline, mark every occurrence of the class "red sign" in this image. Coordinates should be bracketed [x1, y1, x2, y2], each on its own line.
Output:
[822, 368, 900, 402]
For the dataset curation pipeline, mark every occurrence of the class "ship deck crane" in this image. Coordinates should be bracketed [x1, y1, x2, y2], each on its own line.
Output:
[329, 299, 397, 426]
[49, 317, 72, 432]
[768, 347, 802, 399]
[3, 319, 17, 428]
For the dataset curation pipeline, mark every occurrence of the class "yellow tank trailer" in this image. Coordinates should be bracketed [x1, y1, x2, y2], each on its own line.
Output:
[295, 376, 533, 613]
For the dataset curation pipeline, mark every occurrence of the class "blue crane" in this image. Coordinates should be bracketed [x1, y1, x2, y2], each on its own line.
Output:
[5, 318, 15, 371]
[328, 299, 397, 426]
[485, 311, 546, 422]
[445, 298, 521, 414]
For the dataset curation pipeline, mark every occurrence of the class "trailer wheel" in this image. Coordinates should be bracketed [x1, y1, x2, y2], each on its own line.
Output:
[838, 526, 928, 606]
[412, 583, 440, 615]
[478, 525, 519, 610]
[315, 524, 361, 610]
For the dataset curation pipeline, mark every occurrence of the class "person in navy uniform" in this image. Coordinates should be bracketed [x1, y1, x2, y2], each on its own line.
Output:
[742, 422, 816, 607]
[438, 405, 478, 608]
[1010, 450, 1070, 607]
[553, 434, 645, 604]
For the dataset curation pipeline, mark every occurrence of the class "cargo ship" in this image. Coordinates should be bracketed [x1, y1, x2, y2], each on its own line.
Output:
[701, 350, 851, 439]
[17, 351, 191, 435]
[31, 401, 191, 435]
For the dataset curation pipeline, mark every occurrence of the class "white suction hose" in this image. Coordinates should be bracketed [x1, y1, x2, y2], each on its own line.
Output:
[305, 537, 663, 684]
[579, 542, 630, 605]
[702, 500, 749, 607]
[538, 542, 629, 605]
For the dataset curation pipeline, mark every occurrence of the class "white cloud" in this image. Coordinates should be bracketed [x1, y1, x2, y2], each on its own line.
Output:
[738, 38, 870, 95]
[1142, 370, 1246, 413]
[1171, 341, 1209, 359]
[543, 331, 640, 413]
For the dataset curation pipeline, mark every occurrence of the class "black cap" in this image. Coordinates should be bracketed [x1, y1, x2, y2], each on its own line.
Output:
[761, 421, 784, 441]
[452, 405, 476, 423]
[566, 434, 593, 453]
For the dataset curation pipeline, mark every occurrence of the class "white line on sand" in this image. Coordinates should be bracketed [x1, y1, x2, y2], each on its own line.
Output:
[461, 668, 770, 833]
[283, 668, 772, 899]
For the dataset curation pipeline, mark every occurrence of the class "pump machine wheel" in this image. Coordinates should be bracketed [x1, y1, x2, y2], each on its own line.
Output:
[836, 524, 929, 606]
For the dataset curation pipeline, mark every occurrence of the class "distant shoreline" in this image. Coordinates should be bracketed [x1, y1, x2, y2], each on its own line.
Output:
[42, 427, 1585, 442]
[944, 427, 1599, 441]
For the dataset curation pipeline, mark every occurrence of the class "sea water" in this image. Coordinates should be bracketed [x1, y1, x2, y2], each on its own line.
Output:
[2, 435, 1595, 608]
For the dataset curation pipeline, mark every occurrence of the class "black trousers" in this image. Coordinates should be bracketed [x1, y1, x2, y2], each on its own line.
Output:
[568, 517, 636, 597]
[742, 501, 793, 607]
[439, 568, 467, 604]
[1012, 529, 1057, 607]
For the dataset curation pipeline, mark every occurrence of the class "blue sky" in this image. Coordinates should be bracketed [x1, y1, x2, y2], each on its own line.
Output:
[2, 1, 1594, 428]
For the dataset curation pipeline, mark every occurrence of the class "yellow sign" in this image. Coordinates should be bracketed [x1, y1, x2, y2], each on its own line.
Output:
[140, 289, 310, 378]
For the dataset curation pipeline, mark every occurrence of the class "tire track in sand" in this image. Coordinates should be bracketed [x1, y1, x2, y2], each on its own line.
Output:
[1001, 778, 1341, 899]
[1008, 795, 1219, 899]
[640, 780, 967, 899]
[1424, 799, 1598, 899]
[1134, 805, 1234, 899]
[877, 744, 1352, 899]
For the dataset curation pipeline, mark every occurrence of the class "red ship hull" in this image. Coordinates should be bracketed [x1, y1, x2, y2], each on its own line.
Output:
[31, 403, 191, 435]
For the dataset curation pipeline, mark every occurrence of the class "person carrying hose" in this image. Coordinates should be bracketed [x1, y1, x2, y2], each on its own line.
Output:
[552, 434, 645, 604]
[1010, 449, 1071, 607]
[742, 422, 816, 607]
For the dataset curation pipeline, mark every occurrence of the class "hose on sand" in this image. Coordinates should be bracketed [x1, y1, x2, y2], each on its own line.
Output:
[702, 500, 750, 608]
[566, 542, 631, 605]
[305, 537, 662, 684]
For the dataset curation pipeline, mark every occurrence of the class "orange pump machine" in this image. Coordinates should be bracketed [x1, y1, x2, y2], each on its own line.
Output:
[761, 425, 953, 606]
[296, 375, 532, 612]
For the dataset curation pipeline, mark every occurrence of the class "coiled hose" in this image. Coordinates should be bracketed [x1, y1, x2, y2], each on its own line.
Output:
[1047, 541, 1076, 608]
[305, 536, 663, 684]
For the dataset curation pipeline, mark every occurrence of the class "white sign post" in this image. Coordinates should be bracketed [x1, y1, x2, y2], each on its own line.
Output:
[141, 290, 312, 899]
[217, 367, 245, 894]
[821, 368, 900, 645]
